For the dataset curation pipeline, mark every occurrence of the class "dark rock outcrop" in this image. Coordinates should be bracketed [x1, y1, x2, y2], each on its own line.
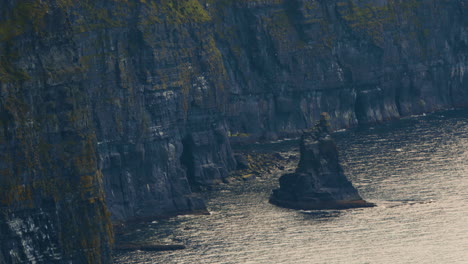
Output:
[270, 114, 374, 209]
[0, 0, 467, 262]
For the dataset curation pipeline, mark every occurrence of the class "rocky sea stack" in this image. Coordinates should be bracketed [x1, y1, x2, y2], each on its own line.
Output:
[0, 0, 466, 262]
[270, 113, 375, 210]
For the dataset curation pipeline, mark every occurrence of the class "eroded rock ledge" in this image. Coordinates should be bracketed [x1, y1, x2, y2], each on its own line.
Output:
[270, 114, 375, 210]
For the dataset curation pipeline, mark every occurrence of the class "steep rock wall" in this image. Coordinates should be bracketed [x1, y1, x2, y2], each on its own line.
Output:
[63, 0, 237, 221]
[209, 0, 467, 135]
[0, 1, 113, 263]
[0, 0, 467, 262]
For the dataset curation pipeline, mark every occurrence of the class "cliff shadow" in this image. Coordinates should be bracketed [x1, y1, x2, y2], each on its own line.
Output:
[180, 135, 196, 186]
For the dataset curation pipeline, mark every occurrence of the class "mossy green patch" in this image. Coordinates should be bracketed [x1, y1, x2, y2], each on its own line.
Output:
[140, 0, 211, 25]
[339, 0, 422, 46]
[0, 56, 30, 83]
[0, 0, 49, 41]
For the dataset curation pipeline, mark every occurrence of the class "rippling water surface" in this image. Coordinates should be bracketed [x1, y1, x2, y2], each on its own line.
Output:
[115, 110, 468, 264]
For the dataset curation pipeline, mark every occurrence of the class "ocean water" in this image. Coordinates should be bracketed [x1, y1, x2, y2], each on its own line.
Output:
[115, 109, 468, 264]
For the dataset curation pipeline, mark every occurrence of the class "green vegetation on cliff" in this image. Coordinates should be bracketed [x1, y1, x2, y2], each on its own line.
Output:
[0, 0, 48, 41]
[338, 0, 422, 45]
[140, 0, 211, 25]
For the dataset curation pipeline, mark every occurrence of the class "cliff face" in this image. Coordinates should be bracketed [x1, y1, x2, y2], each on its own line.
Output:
[212, 0, 468, 134]
[0, 1, 113, 263]
[74, 0, 237, 221]
[0, 0, 467, 263]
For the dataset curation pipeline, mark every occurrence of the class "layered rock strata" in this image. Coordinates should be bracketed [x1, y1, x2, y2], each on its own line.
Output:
[270, 114, 374, 209]
[0, 0, 466, 263]
[0, 1, 113, 263]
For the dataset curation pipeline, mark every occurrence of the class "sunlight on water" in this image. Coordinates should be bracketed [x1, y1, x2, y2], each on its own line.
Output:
[115, 109, 468, 264]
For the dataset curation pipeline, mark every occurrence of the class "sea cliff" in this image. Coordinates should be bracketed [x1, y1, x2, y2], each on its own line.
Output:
[0, 0, 466, 263]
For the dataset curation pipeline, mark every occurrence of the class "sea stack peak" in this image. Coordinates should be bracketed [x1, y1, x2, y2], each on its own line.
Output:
[269, 113, 375, 210]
